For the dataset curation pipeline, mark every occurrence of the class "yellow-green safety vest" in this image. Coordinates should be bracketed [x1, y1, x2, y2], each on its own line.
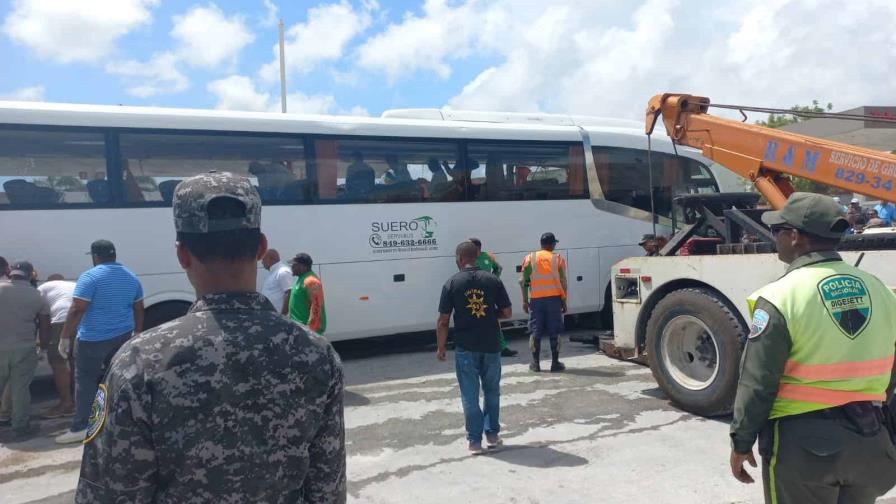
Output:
[747, 260, 896, 419]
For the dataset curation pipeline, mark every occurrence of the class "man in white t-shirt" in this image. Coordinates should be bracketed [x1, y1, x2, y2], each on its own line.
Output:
[37, 273, 76, 418]
[260, 249, 294, 314]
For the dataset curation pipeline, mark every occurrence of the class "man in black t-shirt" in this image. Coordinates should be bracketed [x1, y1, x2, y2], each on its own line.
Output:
[437, 241, 512, 455]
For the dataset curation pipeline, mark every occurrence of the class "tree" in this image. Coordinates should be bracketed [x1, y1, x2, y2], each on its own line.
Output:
[755, 100, 833, 128]
[756, 100, 835, 194]
[46, 176, 85, 192]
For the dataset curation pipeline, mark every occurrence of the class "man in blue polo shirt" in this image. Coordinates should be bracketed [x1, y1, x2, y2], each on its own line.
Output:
[874, 200, 896, 226]
[55, 240, 143, 444]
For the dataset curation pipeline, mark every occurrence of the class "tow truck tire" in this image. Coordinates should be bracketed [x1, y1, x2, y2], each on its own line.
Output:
[646, 288, 745, 417]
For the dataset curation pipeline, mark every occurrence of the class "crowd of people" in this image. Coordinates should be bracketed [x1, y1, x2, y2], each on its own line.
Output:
[0, 170, 572, 502]
[0, 242, 330, 445]
[834, 196, 896, 234]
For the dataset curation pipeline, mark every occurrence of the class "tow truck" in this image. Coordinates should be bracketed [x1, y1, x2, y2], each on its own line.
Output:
[603, 94, 896, 416]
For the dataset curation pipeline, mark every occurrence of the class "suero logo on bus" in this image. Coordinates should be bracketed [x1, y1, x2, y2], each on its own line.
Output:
[369, 216, 439, 254]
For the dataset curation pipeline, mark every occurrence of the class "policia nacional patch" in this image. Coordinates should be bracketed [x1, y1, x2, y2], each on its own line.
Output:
[749, 309, 770, 339]
[84, 384, 109, 444]
[817, 274, 872, 339]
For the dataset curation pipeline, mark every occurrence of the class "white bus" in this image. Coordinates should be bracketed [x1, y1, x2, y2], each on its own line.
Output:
[0, 102, 724, 340]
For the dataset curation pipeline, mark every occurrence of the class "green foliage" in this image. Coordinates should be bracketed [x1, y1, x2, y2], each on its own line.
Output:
[46, 175, 85, 192]
[755, 100, 833, 128]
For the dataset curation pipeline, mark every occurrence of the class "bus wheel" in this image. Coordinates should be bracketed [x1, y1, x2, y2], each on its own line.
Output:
[144, 301, 191, 330]
[645, 288, 744, 417]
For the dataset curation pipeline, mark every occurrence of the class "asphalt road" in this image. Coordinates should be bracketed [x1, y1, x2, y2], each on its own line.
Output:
[3, 330, 896, 503]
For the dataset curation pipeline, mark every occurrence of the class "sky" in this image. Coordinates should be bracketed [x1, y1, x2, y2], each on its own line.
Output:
[0, 0, 895, 121]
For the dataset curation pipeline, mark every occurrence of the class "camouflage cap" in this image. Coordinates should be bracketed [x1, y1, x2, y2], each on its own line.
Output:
[761, 192, 849, 239]
[172, 171, 261, 233]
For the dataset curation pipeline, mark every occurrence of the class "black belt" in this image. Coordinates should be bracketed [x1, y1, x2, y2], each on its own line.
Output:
[781, 401, 883, 436]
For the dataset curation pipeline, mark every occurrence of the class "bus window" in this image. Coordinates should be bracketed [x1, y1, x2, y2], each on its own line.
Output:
[592, 147, 718, 218]
[118, 132, 309, 205]
[313, 138, 461, 203]
[466, 142, 587, 201]
[0, 128, 107, 207]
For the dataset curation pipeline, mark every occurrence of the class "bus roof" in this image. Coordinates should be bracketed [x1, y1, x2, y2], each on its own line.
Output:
[0, 100, 651, 141]
[381, 108, 642, 129]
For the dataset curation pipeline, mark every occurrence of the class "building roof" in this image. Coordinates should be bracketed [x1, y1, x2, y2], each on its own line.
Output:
[780, 106, 896, 152]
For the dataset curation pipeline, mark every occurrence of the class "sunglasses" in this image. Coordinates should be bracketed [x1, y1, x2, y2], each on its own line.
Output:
[770, 225, 796, 234]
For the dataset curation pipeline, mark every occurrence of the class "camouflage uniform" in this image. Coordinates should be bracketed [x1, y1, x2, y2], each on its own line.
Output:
[76, 172, 346, 504]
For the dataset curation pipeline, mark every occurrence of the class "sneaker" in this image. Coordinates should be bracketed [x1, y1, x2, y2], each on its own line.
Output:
[550, 360, 566, 372]
[42, 404, 75, 419]
[529, 361, 541, 372]
[468, 441, 485, 456]
[0, 415, 10, 427]
[485, 433, 503, 449]
[55, 429, 87, 445]
[500, 348, 518, 358]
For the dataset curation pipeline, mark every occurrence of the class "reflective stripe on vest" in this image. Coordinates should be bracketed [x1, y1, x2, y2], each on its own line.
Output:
[783, 356, 894, 381]
[746, 259, 896, 419]
[528, 250, 564, 299]
[776, 384, 885, 405]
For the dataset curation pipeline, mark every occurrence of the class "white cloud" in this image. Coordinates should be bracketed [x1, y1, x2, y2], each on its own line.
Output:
[2, 0, 158, 64]
[284, 91, 337, 114]
[356, 0, 480, 80]
[259, 1, 373, 81]
[346, 105, 370, 117]
[171, 3, 254, 69]
[351, 0, 896, 120]
[0, 85, 46, 101]
[208, 74, 368, 116]
[101, 4, 253, 98]
[207, 75, 272, 111]
[260, 0, 278, 27]
[106, 52, 189, 98]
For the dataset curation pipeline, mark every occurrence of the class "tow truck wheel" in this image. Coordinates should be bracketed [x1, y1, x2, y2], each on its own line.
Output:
[645, 288, 745, 417]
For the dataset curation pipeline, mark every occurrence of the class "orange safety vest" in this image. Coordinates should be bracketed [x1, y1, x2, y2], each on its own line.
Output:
[527, 250, 565, 299]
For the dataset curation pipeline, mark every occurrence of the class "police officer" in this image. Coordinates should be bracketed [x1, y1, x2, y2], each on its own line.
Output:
[76, 172, 346, 503]
[730, 192, 896, 504]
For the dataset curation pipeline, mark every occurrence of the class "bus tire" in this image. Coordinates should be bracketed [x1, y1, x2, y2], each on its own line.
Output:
[645, 288, 744, 417]
[144, 301, 191, 330]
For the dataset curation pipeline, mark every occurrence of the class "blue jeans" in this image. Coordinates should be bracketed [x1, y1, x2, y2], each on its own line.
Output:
[71, 331, 131, 431]
[454, 349, 501, 443]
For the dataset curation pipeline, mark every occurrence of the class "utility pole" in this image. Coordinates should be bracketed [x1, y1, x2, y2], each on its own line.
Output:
[278, 19, 287, 113]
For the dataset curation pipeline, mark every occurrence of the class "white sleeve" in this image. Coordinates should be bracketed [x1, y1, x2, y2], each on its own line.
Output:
[277, 268, 294, 292]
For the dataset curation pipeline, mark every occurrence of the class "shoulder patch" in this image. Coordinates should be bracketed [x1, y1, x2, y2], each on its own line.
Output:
[84, 384, 109, 444]
[749, 309, 770, 339]
[817, 274, 872, 339]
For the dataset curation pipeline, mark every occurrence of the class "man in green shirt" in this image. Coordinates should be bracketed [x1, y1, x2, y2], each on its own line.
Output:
[469, 238, 517, 358]
[286, 253, 327, 334]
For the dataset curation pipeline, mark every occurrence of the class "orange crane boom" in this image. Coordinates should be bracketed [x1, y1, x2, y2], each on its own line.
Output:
[646, 93, 896, 209]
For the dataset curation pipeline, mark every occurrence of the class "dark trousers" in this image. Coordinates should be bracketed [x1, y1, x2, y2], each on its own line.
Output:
[759, 416, 896, 504]
[71, 332, 131, 431]
[528, 296, 564, 360]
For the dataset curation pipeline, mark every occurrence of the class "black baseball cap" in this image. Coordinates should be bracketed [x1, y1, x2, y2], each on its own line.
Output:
[9, 261, 34, 278]
[761, 192, 849, 239]
[540, 232, 559, 245]
[639, 234, 656, 245]
[89, 239, 116, 257]
[288, 253, 313, 266]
